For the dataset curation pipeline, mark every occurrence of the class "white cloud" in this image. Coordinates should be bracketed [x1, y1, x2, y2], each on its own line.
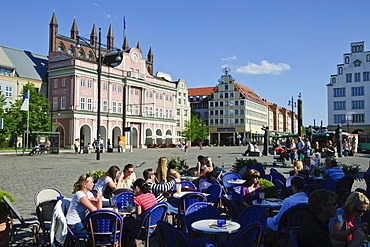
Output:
[92, 3, 100, 7]
[221, 55, 237, 61]
[236, 60, 291, 75]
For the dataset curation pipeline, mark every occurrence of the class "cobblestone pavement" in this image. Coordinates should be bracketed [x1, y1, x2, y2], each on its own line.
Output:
[1, 146, 369, 217]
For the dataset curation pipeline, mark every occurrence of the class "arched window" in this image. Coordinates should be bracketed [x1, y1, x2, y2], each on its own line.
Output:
[345, 56, 349, 64]
[359, 45, 363, 52]
[67, 48, 73, 56]
[338, 67, 343, 75]
[77, 51, 83, 58]
[332, 77, 336, 83]
[57, 45, 64, 52]
[366, 54, 370, 62]
[352, 46, 356, 53]
[86, 53, 92, 61]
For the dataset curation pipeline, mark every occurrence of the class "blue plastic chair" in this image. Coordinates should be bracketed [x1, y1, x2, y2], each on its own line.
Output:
[85, 209, 123, 247]
[172, 181, 197, 192]
[303, 184, 320, 197]
[177, 192, 207, 228]
[184, 202, 219, 234]
[237, 205, 267, 231]
[65, 226, 89, 247]
[319, 179, 337, 191]
[156, 220, 191, 247]
[222, 172, 241, 189]
[270, 172, 287, 184]
[220, 195, 240, 221]
[129, 202, 168, 247]
[113, 191, 135, 211]
[204, 184, 222, 207]
[273, 179, 290, 199]
[290, 230, 299, 247]
[227, 222, 262, 247]
[277, 204, 310, 234]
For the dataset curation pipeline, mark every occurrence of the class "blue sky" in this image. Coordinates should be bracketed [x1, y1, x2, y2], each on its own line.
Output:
[1, 0, 370, 126]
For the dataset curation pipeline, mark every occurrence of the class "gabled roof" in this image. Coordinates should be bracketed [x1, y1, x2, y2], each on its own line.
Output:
[0, 46, 48, 81]
[233, 82, 266, 105]
[188, 87, 217, 97]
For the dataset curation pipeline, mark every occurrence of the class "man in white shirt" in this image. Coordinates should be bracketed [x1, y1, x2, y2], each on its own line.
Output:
[297, 136, 304, 160]
[266, 176, 308, 231]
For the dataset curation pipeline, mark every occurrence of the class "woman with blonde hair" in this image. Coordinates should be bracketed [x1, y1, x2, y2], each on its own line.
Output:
[66, 174, 102, 234]
[156, 157, 168, 183]
[329, 191, 368, 246]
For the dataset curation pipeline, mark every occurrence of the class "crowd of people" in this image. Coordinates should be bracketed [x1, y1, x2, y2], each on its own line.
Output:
[62, 149, 369, 246]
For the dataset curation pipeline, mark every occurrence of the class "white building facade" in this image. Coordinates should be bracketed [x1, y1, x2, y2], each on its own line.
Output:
[327, 41, 370, 134]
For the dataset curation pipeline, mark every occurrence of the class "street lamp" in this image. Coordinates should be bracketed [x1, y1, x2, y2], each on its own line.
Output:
[288, 96, 297, 134]
[76, 28, 122, 160]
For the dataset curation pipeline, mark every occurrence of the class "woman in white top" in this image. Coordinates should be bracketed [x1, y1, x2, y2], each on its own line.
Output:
[66, 174, 102, 234]
[94, 165, 124, 198]
[120, 164, 136, 189]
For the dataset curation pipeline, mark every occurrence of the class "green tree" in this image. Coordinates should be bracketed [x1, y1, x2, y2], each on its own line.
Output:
[181, 112, 209, 142]
[0, 92, 13, 148]
[10, 83, 50, 146]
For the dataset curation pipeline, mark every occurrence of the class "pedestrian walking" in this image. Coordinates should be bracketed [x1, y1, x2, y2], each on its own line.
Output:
[118, 139, 123, 153]
[199, 141, 203, 150]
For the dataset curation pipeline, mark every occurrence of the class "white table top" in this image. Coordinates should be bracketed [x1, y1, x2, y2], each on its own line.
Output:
[172, 191, 209, 199]
[252, 198, 283, 209]
[191, 219, 240, 234]
[180, 176, 198, 181]
[227, 179, 246, 185]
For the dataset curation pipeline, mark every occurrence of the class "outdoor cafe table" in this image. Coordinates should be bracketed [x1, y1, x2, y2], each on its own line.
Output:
[227, 179, 246, 185]
[252, 198, 283, 216]
[191, 219, 240, 247]
[172, 191, 209, 199]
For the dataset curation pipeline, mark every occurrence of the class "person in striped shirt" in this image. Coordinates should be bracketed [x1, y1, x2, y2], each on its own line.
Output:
[143, 168, 180, 214]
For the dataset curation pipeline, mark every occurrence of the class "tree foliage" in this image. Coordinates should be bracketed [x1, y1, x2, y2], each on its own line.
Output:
[0, 83, 50, 148]
[181, 112, 208, 142]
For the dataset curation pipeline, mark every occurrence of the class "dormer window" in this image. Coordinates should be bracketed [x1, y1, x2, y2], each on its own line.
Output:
[345, 56, 349, 64]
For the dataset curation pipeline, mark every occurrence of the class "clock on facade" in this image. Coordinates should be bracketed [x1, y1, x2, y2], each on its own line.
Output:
[131, 52, 139, 62]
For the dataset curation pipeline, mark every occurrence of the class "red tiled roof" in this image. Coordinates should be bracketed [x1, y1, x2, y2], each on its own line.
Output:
[188, 87, 217, 96]
[233, 82, 266, 105]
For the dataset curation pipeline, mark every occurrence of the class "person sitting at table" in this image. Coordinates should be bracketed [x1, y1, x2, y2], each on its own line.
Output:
[286, 160, 304, 188]
[303, 155, 315, 176]
[167, 160, 181, 182]
[143, 168, 180, 214]
[322, 158, 344, 182]
[329, 191, 368, 247]
[198, 157, 218, 191]
[66, 174, 102, 234]
[298, 189, 339, 247]
[239, 169, 261, 207]
[196, 155, 205, 177]
[266, 177, 308, 231]
[120, 164, 136, 189]
[326, 140, 336, 157]
[156, 157, 169, 183]
[94, 165, 124, 199]
[122, 178, 158, 245]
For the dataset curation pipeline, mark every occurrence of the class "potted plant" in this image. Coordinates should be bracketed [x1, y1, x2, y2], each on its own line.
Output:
[0, 190, 14, 247]
[86, 170, 104, 183]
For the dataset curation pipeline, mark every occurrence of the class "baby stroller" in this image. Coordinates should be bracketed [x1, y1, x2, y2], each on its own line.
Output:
[29, 144, 40, 156]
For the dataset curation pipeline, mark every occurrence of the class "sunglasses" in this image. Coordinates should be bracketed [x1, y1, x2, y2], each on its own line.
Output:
[253, 176, 260, 179]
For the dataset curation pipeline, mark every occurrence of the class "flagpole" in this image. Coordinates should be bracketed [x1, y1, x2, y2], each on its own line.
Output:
[26, 108, 29, 150]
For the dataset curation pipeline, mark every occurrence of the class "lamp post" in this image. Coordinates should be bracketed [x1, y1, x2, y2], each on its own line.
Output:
[76, 28, 122, 160]
[288, 96, 297, 134]
[50, 109, 60, 132]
